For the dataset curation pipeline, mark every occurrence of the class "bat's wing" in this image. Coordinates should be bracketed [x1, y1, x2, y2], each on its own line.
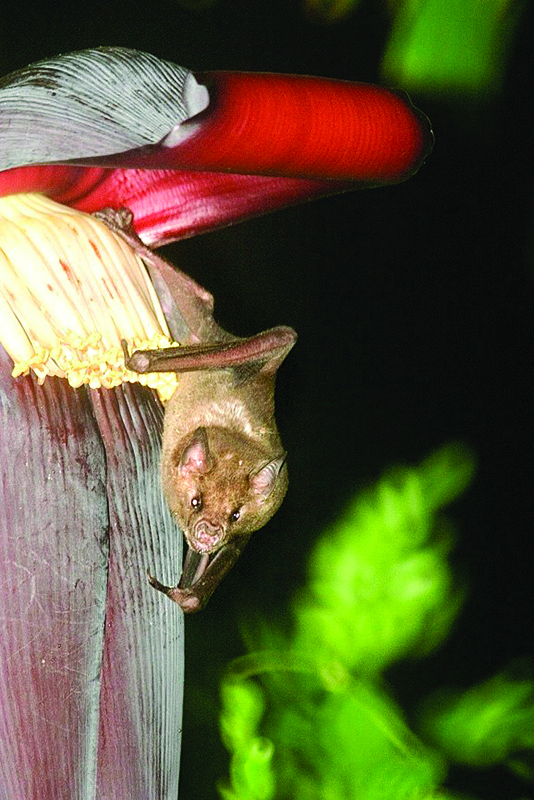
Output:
[123, 325, 297, 377]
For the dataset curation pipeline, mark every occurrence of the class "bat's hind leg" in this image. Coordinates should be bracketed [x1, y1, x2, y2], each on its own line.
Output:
[94, 206, 218, 342]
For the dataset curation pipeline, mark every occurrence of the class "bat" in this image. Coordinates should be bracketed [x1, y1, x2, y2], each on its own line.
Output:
[95, 207, 296, 612]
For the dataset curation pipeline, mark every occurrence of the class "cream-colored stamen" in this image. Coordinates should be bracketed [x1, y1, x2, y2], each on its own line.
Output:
[0, 193, 179, 401]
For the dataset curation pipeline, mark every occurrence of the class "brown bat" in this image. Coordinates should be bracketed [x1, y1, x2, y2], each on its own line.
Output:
[95, 208, 296, 613]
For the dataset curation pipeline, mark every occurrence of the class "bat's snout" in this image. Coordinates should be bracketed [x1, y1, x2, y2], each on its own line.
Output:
[190, 520, 225, 553]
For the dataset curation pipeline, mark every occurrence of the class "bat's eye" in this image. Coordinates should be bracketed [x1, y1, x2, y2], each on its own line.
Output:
[191, 495, 203, 511]
[230, 509, 241, 523]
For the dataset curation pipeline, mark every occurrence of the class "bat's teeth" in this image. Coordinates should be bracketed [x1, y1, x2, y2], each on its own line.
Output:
[194, 540, 221, 554]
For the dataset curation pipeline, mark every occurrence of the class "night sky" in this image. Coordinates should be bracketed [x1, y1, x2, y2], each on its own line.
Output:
[2, 2, 533, 797]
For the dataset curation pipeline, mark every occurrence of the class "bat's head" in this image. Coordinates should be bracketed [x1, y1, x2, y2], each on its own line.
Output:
[163, 426, 288, 553]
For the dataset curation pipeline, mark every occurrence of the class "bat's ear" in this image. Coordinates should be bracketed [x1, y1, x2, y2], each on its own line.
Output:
[250, 455, 286, 498]
[179, 427, 213, 475]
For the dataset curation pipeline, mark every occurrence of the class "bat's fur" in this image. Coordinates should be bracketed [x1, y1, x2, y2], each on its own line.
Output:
[96, 207, 296, 612]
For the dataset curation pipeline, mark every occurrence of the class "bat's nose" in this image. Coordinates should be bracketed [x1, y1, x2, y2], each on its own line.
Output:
[192, 520, 224, 552]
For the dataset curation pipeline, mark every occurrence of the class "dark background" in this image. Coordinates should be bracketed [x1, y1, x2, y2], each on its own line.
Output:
[2, 2, 533, 798]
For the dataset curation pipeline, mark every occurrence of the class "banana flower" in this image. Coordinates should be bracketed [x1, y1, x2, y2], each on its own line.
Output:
[0, 47, 432, 799]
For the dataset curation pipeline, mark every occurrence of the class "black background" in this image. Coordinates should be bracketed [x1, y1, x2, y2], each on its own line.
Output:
[2, 2, 533, 797]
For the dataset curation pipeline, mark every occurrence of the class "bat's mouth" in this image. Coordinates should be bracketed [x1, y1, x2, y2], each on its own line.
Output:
[180, 547, 211, 588]
[180, 523, 226, 588]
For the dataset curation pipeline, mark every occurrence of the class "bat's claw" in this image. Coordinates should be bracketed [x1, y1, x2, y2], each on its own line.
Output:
[94, 207, 148, 256]
[147, 570, 203, 613]
[122, 342, 151, 373]
[147, 570, 171, 594]
[94, 206, 135, 234]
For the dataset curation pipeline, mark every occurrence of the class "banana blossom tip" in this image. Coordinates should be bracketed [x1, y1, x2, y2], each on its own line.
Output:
[0, 46, 433, 246]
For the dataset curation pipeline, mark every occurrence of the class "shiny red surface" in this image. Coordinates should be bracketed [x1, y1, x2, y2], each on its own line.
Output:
[0, 71, 432, 245]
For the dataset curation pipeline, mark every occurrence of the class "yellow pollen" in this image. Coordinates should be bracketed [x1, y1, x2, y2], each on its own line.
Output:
[0, 193, 179, 401]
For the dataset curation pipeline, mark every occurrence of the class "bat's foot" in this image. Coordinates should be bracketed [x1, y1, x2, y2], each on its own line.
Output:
[94, 206, 135, 234]
[147, 571, 203, 613]
[93, 206, 149, 255]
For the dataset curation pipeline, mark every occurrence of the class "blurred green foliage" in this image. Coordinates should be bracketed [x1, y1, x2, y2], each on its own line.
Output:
[421, 667, 534, 780]
[217, 444, 534, 798]
[382, 0, 523, 97]
[216, 444, 499, 799]
[303, 0, 523, 97]
[220, 653, 452, 800]
[291, 443, 473, 675]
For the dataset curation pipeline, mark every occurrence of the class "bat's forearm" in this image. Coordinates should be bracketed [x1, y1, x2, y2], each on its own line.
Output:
[123, 326, 296, 375]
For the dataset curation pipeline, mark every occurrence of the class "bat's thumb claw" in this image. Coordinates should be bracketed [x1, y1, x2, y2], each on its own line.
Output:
[123, 346, 151, 373]
[147, 571, 168, 593]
